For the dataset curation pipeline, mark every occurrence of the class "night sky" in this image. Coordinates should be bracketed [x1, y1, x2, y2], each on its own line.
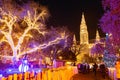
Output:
[37, 0, 106, 42]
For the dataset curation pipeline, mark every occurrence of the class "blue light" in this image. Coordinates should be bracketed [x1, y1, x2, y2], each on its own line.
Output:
[0, 74, 2, 77]
[24, 60, 28, 64]
[106, 33, 108, 36]
[36, 69, 42, 73]
[8, 69, 12, 72]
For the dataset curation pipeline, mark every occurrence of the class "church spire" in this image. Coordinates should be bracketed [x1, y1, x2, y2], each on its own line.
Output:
[80, 13, 88, 44]
[96, 30, 100, 41]
[73, 34, 77, 45]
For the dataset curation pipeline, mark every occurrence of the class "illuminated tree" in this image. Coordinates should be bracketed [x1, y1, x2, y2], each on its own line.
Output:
[91, 42, 105, 55]
[0, 7, 46, 61]
[0, 1, 69, 63]
[100, 0, 120, 47]
[60, 42, 87, 61]
[40, 27, 72, 61]
[100, 0, 120, 66]
[71, 43, 86, 56]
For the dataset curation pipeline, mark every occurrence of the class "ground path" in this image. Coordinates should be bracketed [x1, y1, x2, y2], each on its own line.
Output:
[71, 71, 111, 80]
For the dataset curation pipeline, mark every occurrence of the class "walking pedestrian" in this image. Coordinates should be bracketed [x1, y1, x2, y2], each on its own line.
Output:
[83, 63, 87, 74]
[86, 63, 90, 73]
[93, 63, 98, 76]
[99, 63, 106, 79]
[77, 63, 81, 73]
[80, 63, 84, 73]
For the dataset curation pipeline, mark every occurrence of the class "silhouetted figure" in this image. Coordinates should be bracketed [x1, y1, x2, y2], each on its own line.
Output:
[99, 63, 106, 79]
[77, 63, 81, 73]
[83, 63, 87, 74]
[93, 63, 98, 76]
[86, 63, 90, 73]
[80, 64, 84, 73]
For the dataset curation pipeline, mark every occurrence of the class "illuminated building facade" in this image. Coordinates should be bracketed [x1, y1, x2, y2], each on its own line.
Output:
[74, 13, 100, 63]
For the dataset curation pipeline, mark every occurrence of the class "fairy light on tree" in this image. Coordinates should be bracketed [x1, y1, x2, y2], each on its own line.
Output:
[0, 1, 70, 64]
[101, 0, 120, 51]
[0, 6, 47, 62]
[103, 33, 117, 67]
[100, 0, 120, 67]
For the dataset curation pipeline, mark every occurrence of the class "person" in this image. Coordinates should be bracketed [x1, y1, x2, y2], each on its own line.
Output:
[115, 61, 120, 80]
[77, 63, 81, 73]
[83, 63, 87, 74]
[93, 63, 98, 76]
[99, 63, 106, 79]
[86, 63, 90, 73]
[80, 63, 84, 73]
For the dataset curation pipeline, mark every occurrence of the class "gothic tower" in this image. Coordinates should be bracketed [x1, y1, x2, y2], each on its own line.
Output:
[75, 13, 89, 63]
[75, 13, 101, 63]
[80, 13, 88, 44]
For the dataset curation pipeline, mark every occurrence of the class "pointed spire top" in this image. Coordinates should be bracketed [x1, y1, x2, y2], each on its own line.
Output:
[80, 12, 88, 44]
[96, 30, 100, 41]
[80, 13, 87, 30]
[82, 12, 85, 20]
[73, 34, 77, 44]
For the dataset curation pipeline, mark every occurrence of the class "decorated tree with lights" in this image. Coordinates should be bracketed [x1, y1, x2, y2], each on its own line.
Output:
[0, 8, 46, 61]
[90, 39, 104, 63]
[101, 0, 120, 46]
[34, 27, 72, 61]
[0, 1, 69, 64]
[91, 42, 105, 55]
[103, 34, 117, 67]
[99, 0, 120, 67]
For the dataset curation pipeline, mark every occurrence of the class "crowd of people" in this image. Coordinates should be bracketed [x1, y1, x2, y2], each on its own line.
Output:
[77, 62, 108, 79]
[77, 63, 90, 74]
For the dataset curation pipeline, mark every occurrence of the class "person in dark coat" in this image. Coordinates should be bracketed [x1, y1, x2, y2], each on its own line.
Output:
[100, 63, 107, 79]
[93, 63, 98, 76]
[77, 63, 81, 73]
[80, 64, 84, 73]
[86, 63, 90, 73]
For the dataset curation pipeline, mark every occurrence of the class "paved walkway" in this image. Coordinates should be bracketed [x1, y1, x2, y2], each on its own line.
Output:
[70, 71, 111, 80]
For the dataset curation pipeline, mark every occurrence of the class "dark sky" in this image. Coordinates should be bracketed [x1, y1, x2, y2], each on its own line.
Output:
[38, 0, 106, 42]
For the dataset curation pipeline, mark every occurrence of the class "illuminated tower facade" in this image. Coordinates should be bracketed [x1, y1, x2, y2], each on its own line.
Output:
[75, 13, 89, 63]
[75, 13, 101, 63]
[80, 13, 88, 44]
